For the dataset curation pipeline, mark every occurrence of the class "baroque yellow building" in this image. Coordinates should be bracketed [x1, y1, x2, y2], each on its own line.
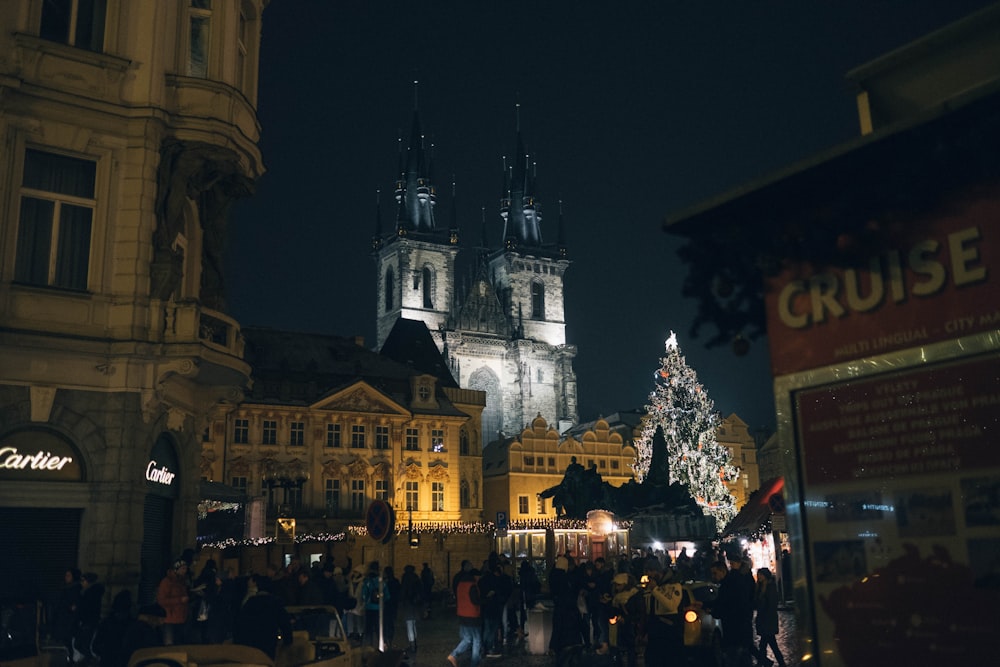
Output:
[482, 414, 637, 523]
[716, 413, 761, 509]
[0, 0, 265, 602]
[200, 321, 486, 536]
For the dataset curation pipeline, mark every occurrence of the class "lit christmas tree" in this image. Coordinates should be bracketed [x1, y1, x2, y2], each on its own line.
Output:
[633, 332, 739, 526]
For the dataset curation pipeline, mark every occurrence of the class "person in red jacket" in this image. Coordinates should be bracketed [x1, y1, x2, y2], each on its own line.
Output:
[447, 563, 482, 667]
[156, 560, 190, 645]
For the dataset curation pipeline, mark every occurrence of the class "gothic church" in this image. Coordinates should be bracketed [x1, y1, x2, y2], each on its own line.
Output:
[373, 106, 578, 446]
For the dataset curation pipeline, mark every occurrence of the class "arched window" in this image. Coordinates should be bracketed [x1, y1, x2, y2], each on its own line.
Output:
[384, 267, 394, 311]
[531, 281, 545, 320]
[422, 267, 433, 308]
[459, 428, 470, 455]
[469, 366, 501, 448]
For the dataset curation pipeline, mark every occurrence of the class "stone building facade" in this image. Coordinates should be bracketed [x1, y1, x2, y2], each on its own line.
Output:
[199, 323, 486, 538]
[373, 109, 578, 446]
[0, 1, 266, 602]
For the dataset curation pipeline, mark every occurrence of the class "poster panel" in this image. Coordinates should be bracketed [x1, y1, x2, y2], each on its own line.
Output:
[791, 351, 1000, 666]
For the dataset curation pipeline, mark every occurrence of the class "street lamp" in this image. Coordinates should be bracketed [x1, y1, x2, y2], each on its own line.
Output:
[408, 505, 419, 548]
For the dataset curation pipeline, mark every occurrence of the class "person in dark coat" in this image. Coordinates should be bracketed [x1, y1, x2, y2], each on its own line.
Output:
[420, 563, 434, 619]
[754, 568, 785, 667]
[73, 573, 105, 663]
[382, 566, 401, 649]
[51, 568, 82, 657]
[709, 559, 755, 667]
[92, 590, 132, 667]
[233, 576, 293, 659]
[118, 605, 165, 667]
[399, 565, 423, 654]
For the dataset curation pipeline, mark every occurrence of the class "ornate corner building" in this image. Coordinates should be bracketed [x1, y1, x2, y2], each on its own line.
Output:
[373, 106, 579, 447]
[0, 1, 265, 602]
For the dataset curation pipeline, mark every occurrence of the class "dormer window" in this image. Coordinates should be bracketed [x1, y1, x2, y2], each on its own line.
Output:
[418, 385, 430, 401]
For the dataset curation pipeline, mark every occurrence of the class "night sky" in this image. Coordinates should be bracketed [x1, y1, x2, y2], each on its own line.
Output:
[224, 1, 993, 435]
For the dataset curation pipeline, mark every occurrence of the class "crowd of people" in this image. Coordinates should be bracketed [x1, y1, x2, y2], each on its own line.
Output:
[446, 547, 786, 667]
[44, 552, 439, 667]
[42, 545, 786, 667]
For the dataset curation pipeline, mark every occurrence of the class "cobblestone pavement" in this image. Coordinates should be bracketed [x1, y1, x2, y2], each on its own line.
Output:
[377, 604, 801, 667]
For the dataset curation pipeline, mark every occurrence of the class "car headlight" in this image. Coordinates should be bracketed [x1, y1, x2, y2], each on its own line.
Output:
[684, 610, 698, 623]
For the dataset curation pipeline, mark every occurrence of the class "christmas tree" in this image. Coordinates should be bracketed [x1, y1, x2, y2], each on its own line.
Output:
[633, 332, 739, 526]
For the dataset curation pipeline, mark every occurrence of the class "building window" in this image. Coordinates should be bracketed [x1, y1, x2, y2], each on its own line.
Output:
[187, 0, 212, 78]
[537, 496, 546, 515]
[422, 267, 433, 308]
[39, 0, 106, 51]
[460, 429, 470, 455]
[530, 281, 545, 319]
[431, 429, 445, 452]
[262, 420, 277, 445]
[375, 479, 388, 501]
[289, 422, 305, 446]
[350, 479, 365, 512]
[326, 423, 341, 448]
[287, 484, 303, 509]
[233, 419, 249, 444]
[587, 459, 595, 469]
[537, 368, 544, 382]
[405, 428, 420, 451]
[231, 476, 248, 494]
[518, 496, 528, 514]
[432, 482, 444, 512]
[460, 480, 470, 508]
[236, 3, 249, 90]
[15, 149, 96, 291]
[325, 479, 340, 515]
[548, 456, 555, 468]
[405, 481, 419, 511]
[524, 455, 534, 466]
[375, 425, 390, 450]
[611, 459, 620, 470]
[384, 267, 394, 311]
[599, 459, 607, 469]
[351, 424, 365, 449]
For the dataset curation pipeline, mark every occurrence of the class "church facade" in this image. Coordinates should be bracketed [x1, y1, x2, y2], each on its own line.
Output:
[373, 108, 578, 446]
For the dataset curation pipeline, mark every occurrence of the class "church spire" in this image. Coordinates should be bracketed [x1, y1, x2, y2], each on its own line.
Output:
[371, 189, 383, 251]
[394, 80, 436, 234]
[500, 102, 542, 249]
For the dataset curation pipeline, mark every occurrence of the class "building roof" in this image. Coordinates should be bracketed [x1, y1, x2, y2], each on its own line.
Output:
[379, 318, 458, 388]
[241, 325, 464, 416]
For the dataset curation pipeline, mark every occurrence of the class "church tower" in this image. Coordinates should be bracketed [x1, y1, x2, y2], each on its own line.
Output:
[373, 87, 458, 349]
[374, 100, 578, 447]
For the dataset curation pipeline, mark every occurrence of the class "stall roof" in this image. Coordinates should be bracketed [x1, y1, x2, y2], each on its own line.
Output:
[723, 478, 783, 538]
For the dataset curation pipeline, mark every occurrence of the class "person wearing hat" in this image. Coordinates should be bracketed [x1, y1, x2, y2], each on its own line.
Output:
[643, 562, 686, 667]
[609, 572, 643, 667]
[345, 564, 366, 639]
[156, 560, 190, 645]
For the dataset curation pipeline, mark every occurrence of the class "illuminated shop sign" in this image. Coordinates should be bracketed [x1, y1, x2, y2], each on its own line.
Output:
[0, 447, 73, 471]
[145, 460, 176, 485]
[146, 434, 180, 498]
[0, 430, 84, 482]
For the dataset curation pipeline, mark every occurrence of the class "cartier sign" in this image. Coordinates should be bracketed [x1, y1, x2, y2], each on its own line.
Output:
[145, 460, 176, 485]
[0, 430, 84, 482]
[0, 447, 73, 471]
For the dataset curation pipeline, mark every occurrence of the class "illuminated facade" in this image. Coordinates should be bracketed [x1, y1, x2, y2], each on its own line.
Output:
[200, 323, 486, 533]
[482, 415, 637, 523]
[0, 1, 265, 602]
[373, 108, 578, 446]
[716, 413, 761, 509]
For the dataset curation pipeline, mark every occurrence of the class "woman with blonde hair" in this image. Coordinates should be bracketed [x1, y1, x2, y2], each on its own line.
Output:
[754, 568, 785, 667]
